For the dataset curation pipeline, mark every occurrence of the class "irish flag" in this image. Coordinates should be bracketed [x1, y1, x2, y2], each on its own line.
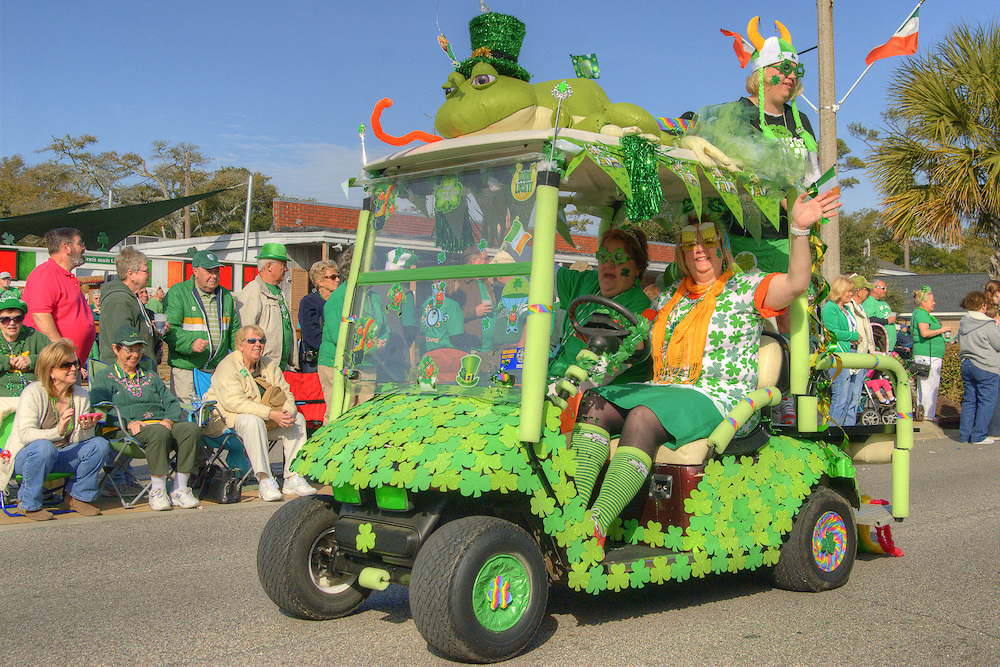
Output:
[865, 7, 920, 65]
[721, 28, 755, 69]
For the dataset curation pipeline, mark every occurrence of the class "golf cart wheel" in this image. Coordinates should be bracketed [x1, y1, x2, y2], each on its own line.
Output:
[860, 409, 881, 426]
[881, 410, 897, 425]
[410, 516, 548, 663]
[771, 486, 857, 592]
[257, 495, 370, 620]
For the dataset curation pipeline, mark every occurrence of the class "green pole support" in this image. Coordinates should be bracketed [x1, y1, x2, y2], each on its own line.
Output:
[710, 387, 782, 454]
[813, 351, 912, 519]
[519, 171, 560, 444]
[329, 202, 373, 422]
[797, 395, 819, 432]
[789, 294, 810, 396]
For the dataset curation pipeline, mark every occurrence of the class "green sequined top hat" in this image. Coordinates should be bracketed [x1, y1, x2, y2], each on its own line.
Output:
[455, 12, 531, 82]
[258, 242, 288, 262]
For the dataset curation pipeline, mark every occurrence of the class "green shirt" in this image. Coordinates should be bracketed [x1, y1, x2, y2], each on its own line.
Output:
[144, 298, 164, 314]
[265, 282, 293, 368]
[862, 295, 896, 350]
[549, 268, 652, 385]
[912, 307, 946, 358]
[421, 296, 465, 351]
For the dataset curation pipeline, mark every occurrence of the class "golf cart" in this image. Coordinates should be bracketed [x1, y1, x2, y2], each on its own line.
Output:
[256, 127, 913, 663]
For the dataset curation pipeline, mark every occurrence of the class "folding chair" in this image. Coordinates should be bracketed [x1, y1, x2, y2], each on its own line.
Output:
[0, 413, 73, 517]
[89, 358, 158, 509]
[283, 370, 326, 433]
[191, 368, 252, 483]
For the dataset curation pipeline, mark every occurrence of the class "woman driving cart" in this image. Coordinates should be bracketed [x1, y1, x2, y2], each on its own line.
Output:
[569, 189, 841, 560]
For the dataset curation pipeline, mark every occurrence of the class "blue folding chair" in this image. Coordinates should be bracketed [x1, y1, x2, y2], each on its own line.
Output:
[191, 368, 250, 481]
[0, 413, 73, 517]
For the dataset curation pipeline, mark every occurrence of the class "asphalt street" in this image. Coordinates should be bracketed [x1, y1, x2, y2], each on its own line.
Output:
[3, 429, 999, 667]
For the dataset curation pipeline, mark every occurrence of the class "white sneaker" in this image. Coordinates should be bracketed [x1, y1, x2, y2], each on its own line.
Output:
[282, 474, 317, 497]
[258, 476, 284, 502]
[148, 488, 172, 511]
[170, 487, 200, 509]
[974, 437, 996, 445]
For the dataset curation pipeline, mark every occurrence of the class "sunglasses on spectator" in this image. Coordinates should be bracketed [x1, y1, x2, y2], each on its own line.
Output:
[0, 315, 24, 325]
[245, 337, 267, 345]
[59, 359, 81, 369]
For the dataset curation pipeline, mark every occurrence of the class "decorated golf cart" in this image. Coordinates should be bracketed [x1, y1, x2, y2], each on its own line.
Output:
[256, 12, 913, 663]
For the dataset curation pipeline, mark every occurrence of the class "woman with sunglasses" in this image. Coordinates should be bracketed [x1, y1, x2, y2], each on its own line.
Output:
[0, 294, 49, 408]
[911, 287, 952, 422]
[568, 190, 840, 560]
[1, 339, 109, 520]
[204, 325, 316, 502]
[548, 227, 652, 388]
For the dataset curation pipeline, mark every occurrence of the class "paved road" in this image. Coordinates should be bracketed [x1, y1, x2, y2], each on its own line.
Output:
[4, 430, 999, 666]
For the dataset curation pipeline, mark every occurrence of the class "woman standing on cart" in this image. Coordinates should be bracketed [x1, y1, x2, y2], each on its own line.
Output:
[569, 189, 840, 555]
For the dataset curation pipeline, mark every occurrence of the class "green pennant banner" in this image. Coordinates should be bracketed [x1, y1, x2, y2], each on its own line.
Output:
[659, 154, 703, 219]
[706, 166, 743, 229]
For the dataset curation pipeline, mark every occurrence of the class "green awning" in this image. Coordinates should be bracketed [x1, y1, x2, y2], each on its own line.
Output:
[0, 187, 233, 251]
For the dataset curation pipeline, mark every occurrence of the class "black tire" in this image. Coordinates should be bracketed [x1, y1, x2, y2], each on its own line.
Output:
[257, 494, 370, 620]
[771, 486, 857, 592]
[860, 408, 881, 426]
[410, 516, 549, 663]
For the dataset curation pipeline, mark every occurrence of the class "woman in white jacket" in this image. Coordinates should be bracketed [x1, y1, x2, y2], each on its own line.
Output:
[2, 339, 109, 520]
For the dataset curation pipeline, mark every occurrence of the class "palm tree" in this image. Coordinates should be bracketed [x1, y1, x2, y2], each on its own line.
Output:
[863, 22, 1000, 276]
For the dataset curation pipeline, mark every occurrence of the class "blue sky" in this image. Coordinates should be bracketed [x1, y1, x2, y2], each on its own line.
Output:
[1, 0, 996, 215]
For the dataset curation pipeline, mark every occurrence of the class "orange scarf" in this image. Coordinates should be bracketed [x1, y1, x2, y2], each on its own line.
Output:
[651, 271, 733, 384]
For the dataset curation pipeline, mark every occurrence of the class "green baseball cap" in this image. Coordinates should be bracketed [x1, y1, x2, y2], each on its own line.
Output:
[258, 243, 288, 262]
[192, 250, 223, 269]
[114, 325, 145, 346]
[851, 275, 874, 289]
[0, 295, 27, 314]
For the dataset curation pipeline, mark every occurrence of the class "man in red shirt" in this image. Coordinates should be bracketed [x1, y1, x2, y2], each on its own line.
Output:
[23, 228, 96, 361]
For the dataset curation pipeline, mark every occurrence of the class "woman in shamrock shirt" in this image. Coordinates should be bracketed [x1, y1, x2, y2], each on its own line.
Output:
[911, 287, 952, 422]
[568, 188, 840, 560]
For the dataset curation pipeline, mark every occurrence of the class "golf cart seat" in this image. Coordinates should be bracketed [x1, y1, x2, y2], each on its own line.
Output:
[609, 328, 787, 466]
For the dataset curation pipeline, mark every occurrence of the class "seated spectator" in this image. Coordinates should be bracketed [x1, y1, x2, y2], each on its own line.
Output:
[89, 289, 101, 322]
[0, 271, 14, 294]
[1, 339, 109, 520]
[0, 294, 49, 415]
[90, 325, 201, 511]
[203, 325, 316, 501]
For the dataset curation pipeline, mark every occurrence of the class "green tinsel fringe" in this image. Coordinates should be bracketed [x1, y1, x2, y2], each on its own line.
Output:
[434, 210, 474, 253]
[620, 134, 663, 221]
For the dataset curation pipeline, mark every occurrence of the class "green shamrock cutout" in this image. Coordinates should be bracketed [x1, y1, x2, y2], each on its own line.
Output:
[606, 564, 630, 592]
[629, 561, 651, 589]
[356, 524, 375, 553]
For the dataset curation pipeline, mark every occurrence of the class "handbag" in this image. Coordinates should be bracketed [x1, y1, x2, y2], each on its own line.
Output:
[196, 464, 243, 504]
[912, 361, 932, 378]
[254, 377, 287, 430]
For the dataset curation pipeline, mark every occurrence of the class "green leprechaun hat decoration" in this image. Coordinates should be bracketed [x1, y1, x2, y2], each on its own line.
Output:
[455, 354, 483, 387]
[456, 12, 531, 82]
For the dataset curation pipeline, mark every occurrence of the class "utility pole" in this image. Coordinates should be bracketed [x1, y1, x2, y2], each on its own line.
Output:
[817, 0, 840, 279]
[183, 149, 192, 238]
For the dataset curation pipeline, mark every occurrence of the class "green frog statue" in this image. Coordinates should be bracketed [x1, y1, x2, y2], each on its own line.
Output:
[436, 13, 670, 143]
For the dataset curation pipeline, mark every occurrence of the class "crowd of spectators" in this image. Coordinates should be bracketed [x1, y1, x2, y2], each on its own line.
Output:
[0, 229, 319, 520]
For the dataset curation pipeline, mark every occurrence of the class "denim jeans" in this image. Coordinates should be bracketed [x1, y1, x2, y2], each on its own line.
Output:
[959, 359, 1000, 443]
[13, 437, 111, 511]
[829, 368, 864, 426]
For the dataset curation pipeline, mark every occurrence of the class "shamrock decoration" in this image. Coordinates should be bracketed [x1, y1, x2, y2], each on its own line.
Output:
[1, 232, 13, 245]
[478, 238, 487, 252]
[356, 523, 376, 553]
[434, 174, 463, 214]
[97, 232, 109, 250]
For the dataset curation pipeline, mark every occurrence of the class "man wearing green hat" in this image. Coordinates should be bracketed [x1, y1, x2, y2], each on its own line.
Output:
[164, 249, 241, 400]
[237, 243, 295, 370]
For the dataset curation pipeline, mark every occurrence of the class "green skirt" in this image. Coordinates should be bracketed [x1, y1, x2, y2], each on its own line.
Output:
[593, 383, 724, 450]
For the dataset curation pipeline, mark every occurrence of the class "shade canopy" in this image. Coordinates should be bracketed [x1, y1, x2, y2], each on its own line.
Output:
[0, 187, 232, 251]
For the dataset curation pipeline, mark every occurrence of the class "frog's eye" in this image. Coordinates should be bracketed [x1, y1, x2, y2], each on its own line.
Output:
[471, 73, 496, 88]
[444, 86, 457, 98]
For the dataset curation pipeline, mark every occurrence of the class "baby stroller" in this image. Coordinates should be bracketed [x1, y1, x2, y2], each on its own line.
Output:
[858, 323, 898, 425]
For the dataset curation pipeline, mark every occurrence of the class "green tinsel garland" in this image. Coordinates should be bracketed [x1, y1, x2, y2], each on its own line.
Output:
[434, 209, 474, 253]
[619, 134, 663, 221]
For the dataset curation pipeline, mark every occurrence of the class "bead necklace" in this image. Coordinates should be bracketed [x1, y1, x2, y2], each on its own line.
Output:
[113, 362, 144, 398]
[2, 335, 28, 394]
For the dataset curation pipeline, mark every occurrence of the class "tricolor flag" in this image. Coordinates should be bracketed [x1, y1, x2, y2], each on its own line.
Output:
[865, 7, 920, 65]
[721, 28, 755, 68]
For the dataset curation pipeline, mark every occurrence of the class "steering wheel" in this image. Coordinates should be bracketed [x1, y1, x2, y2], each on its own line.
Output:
[567, 295, 650, 366]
